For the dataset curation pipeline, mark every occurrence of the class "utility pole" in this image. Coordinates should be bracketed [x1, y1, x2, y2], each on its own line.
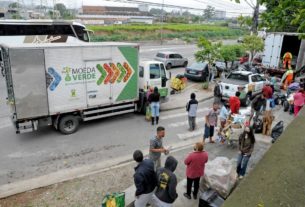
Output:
[160, 0, 164, 45]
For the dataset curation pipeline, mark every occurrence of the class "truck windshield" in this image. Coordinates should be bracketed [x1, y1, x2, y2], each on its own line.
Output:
[73, 25, 89, 42]
[150, 64, 161, 79]
[227, 73, 248, 82]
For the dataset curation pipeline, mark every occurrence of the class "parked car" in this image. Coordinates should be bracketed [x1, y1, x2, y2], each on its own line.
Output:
[184, 62, 209, 81]
[220, 71, 266, 106]
[155, 51, 188, 69]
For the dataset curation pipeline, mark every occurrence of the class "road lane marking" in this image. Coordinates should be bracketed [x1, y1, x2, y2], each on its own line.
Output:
[177, 130, 203, 140]
[161, 108, 208, 120]
[168, 117, 205, 128]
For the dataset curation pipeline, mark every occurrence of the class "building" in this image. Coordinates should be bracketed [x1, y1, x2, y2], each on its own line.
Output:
[214, 10, 226, 20]
[77, 6, 154, 25]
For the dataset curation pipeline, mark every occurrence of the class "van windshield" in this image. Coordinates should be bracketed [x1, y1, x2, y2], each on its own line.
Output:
[150, 64, 160, 79]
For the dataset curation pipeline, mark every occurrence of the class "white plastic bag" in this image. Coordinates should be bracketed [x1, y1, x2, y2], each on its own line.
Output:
[203, 157, 237, 198]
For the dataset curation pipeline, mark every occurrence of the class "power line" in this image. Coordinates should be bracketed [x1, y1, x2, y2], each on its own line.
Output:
[103, 0, 253, 14]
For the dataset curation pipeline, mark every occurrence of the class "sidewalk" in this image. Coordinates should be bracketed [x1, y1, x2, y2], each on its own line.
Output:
[124, 105, 294, 207]
[161, 82, 214, 111]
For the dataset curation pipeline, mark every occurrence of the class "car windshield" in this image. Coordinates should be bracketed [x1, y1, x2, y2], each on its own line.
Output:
[190, 62, 206, 70]
[156, 53, 165, 58]
[227, 73, 249, 82]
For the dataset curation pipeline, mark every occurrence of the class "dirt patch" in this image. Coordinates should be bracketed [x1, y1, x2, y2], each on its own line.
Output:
[0, 163, 135, 207]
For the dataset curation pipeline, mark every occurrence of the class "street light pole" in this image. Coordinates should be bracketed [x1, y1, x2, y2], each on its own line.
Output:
[160, 0, 164, 45]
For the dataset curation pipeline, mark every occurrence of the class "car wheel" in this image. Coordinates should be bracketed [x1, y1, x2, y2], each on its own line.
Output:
[166, 63, 172, 69]
[183, 61, 188, 67]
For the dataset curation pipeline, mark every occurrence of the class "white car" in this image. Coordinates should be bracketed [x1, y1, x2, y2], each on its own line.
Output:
[220, 71, 266, 106]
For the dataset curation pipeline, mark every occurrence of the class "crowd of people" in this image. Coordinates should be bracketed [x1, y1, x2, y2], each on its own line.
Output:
[138, 69, 305, 206]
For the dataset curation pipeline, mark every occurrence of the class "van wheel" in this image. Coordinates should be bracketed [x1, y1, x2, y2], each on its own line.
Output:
[183, 61, 188, 67]
[166, 63, 172, 69]
[59, 115, 80, 135]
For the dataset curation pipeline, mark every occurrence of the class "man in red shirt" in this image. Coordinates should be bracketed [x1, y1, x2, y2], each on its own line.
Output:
[229, 92, 241, 114]
[262, 84, 273, 99]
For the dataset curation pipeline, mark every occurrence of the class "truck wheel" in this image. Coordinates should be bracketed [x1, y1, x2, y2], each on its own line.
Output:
[59, 115, 80, 135]
[166, 63, 172, 69]
[183, 61, 188, 67]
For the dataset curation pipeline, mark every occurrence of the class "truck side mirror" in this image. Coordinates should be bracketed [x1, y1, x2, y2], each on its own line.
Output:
[169, 72, 172, 79]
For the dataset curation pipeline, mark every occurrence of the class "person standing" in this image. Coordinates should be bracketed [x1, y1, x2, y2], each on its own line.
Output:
[249, 94, 266, 123]
[149, 126, 168, 171]
[213, 82, 222, 104]
[219, 103, 230, 142]
[186, 93, 198, 131]
[151, 156, 178, 207]
[237, 125, 255, 179]
[293, 89, 305, 117]
[204, 102, 219, 143]
[149, 87, 161, 125]
[183, 142, 208, 200]
[229, 92, 241, 114]
[133, 150, 157, 207]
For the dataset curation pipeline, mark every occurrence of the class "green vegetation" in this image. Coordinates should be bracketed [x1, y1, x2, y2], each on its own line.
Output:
[88, 24, 245, 42]
[195, 37, 222, 67]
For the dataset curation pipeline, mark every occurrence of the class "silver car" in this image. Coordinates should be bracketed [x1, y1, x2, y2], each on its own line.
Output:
[154, 51, 188, 69]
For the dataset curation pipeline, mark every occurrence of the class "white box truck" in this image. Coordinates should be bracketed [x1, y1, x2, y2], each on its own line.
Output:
[1, 43, 170, 134]
[262, 32, 305, 77]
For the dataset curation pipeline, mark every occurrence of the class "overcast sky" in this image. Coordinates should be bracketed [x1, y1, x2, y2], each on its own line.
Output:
[29, 0, 257, 16]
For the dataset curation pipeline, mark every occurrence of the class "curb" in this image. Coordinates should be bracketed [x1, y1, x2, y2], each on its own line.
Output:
[0, 137, 201, 199]
[161, 95, 214, 112]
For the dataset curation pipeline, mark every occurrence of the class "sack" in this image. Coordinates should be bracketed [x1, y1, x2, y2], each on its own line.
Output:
[199, 188, 224, 207]
[101, 192, 125, 207]
[253, 118, 263, 134]
[145, 106, 151, 121]
[271, 121, 284, 143]
[203, 157, 237, 198]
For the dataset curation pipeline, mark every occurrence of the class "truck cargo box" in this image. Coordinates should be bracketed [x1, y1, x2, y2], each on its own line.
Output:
[1, 43, 139, 121]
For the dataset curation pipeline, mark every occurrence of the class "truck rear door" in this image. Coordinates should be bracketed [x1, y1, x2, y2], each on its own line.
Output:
[262, 33, 284, 68]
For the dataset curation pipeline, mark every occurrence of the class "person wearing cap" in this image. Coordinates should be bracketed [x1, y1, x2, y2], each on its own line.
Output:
[236, 124, 256, 179]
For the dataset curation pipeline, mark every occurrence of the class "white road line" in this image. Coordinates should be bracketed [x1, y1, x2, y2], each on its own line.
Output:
[161, 108, 208, 120]
[168, 117, 205, 128]
[177, 130, 203, 140]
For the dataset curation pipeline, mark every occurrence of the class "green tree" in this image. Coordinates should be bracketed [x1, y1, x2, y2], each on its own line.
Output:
[236, 15, 252, 28]
[203, 5, 215, 21]
[54, 3, 67, 17]
[8, 2, 21, 8]
[260, 0, 305, 33]
[220, 45, 245, 69]
[195, 37, 222, 70]
[237, 15, 245, 27]
[242, 35, 264, 62]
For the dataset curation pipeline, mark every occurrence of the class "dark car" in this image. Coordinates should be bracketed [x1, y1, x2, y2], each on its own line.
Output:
[184, 62, 209, 81]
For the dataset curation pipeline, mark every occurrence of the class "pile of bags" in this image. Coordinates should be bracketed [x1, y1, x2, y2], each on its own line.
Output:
[170, 75, 187, 91]
[202, 157, 237, 198]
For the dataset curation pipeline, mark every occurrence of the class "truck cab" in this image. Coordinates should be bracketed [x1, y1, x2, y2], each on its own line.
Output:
[139, 60, 170, 98]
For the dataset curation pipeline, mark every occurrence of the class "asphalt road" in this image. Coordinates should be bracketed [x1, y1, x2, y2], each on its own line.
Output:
[0, 42, 235, 186]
